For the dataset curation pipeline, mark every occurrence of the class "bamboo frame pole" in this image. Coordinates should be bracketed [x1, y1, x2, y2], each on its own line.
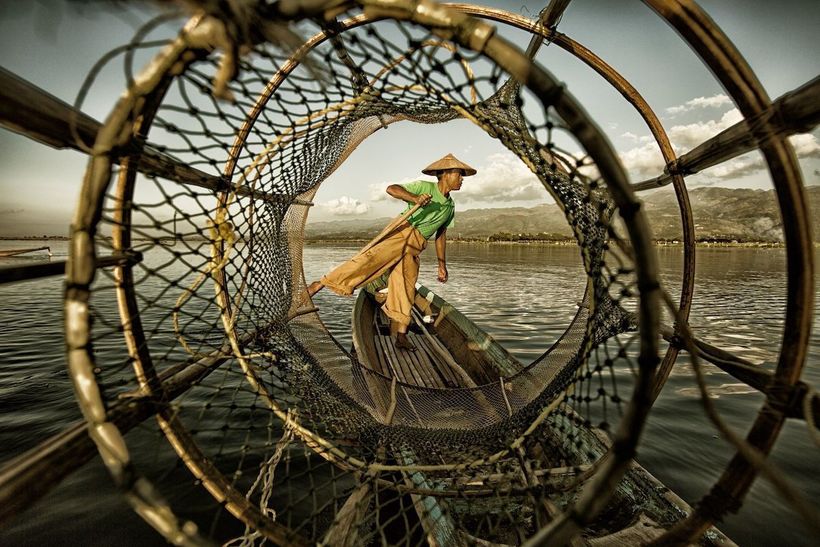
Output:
[524, 0, 572, 58]
[0, 252, 141, 285]
[0, 66, 99, 149]
[0, 67, 310, 207]
[633, 76, 820, 191]
[112, 67, 178, 397]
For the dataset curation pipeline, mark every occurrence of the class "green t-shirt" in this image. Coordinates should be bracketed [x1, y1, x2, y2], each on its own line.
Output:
[401, 180, 455, 239]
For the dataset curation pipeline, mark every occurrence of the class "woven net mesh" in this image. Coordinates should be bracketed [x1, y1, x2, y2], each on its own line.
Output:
[70, 7, 671, 546]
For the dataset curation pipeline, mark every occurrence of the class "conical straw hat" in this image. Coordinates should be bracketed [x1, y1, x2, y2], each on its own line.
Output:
[421, 153, 477, 176]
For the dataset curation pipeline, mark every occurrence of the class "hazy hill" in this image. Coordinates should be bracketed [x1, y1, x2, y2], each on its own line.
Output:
[306, 186, 819, 243]
[305, 203, 572, 239]
[642, 185, 819, 242]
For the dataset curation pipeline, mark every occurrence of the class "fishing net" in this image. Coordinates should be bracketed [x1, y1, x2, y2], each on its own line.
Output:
[55, 1, 815, 545]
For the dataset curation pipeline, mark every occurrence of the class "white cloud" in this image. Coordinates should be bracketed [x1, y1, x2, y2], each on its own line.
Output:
[668, 108, 743, 151]
[621, 108, 820, 182]
[368, 182, 391, 202]
[619, 141, 666, 178]
[319, 196, 369, 216]
[790, 133, 820, 159]
[368, 176, 419, 202]
[367, 153, 547, 204]
[708, 152, 765, 180]
[620, 132, 653, 144]
[619, 108, 744, 178]
[666, 94, 732, 116]
[458, 152, 545, 202]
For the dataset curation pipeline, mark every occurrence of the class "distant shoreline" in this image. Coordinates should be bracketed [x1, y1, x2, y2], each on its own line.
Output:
[304, 238, 790, 248]
[0, 236, 71, 241]
[0, 236, 794, 248]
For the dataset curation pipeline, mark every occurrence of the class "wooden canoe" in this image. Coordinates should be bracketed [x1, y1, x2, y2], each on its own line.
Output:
[350, 285, 735, 546]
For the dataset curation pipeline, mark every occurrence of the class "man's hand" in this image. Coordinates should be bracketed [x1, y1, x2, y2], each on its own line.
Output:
[437, 262, 448, 283]
[414, 193, 432, 206]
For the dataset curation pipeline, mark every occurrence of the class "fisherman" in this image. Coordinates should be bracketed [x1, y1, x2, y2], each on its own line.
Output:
[307, 153, 476, 350]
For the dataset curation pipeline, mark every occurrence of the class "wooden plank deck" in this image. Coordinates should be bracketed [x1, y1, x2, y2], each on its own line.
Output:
[372, 308, 469, 390]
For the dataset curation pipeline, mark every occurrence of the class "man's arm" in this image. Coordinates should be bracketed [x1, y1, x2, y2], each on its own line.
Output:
[386, 184, 431, 206]
[435, 226, 448, 283]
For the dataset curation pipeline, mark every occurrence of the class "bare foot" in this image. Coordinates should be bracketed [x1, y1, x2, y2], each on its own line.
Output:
[307, 281, 324, 297]
[395, 332, 416, 352]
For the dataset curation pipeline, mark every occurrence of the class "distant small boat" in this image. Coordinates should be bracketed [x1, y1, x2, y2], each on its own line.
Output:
[351, 285, 734, 546]
[0, 246, 52, 258]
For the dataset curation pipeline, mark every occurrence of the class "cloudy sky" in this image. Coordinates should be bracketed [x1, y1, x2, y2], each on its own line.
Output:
[0, 0, 818, 234]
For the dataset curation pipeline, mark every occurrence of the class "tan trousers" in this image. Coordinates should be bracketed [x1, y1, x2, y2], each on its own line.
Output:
[321, 223, 427, 327]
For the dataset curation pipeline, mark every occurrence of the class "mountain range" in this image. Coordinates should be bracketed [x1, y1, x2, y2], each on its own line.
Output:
[305, 186, 819, 243]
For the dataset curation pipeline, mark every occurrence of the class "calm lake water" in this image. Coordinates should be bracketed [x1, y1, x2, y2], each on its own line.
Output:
[1, 240, 817, 546]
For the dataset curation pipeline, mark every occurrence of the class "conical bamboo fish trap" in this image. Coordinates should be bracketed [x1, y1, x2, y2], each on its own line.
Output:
[0, 1, 817, 545]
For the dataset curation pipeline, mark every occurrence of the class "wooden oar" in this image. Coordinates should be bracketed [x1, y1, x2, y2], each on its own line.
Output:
[410, 309, 477, 389]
